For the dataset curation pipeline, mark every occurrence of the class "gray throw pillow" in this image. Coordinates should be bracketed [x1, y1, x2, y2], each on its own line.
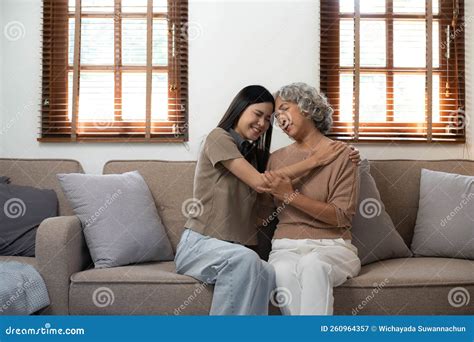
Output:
[411, 169, 474, 259]
[0, 184, 58, 257]
[0, 176, 10, 184]
[57, 171, 174, 268]
[351, 160, 412, 265]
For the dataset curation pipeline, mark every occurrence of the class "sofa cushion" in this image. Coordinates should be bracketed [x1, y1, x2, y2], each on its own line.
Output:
[334, 257, 474, 315]
[103, 161, 196, 252]
[70, 261, 213, 315]
[0, 159, 84, 216]
[351, 160, 412, 265]
[411, 169, 474, 259]
[57, 171, 174, 268]
[0, 184, 58, 257]
[69, 257, 474, 315]
[342, 257, 474, 287]
[368, 160, 474, 246]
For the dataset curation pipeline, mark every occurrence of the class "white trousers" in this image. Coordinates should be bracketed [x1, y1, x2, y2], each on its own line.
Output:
[268, 238, 361, 315]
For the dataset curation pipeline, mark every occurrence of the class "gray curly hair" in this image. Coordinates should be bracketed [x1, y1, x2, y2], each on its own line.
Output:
[274, 82, 333, 135]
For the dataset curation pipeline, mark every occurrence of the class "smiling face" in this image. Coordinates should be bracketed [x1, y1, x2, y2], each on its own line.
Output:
[274, 96, 314, 140]
[233, 102, 273, 141]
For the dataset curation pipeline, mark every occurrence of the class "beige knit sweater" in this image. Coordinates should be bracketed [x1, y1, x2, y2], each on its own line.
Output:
[258, 137, 359, 241]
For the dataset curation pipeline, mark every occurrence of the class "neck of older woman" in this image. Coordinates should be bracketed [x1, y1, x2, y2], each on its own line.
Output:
[295, 123, 324, 150]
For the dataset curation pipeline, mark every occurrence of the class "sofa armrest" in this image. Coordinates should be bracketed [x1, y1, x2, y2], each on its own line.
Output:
[36, 216, 92, 315]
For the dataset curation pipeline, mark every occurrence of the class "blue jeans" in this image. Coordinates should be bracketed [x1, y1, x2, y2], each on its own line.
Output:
[175, 229, 276, 315]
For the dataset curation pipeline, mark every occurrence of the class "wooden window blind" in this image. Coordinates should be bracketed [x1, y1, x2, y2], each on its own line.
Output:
[40, 0, 188, 142]
[320, 0, 465, 142]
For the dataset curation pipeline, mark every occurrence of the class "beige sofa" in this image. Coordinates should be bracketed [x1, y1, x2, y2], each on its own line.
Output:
[2, 158, 473, 315]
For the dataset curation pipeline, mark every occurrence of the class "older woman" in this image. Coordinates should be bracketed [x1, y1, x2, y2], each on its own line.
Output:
[259, 82, 361, 315]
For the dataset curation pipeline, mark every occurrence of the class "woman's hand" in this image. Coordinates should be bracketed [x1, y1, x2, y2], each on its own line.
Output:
[310, 140, 346, 167]
[258, 171, 295, 201]
[348, 145, 361, 165]
[255, 173, 272, 193]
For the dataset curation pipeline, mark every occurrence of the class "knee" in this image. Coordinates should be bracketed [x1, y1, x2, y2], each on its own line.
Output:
[233, 248, 261, 270]
[271, 260, 295, 279]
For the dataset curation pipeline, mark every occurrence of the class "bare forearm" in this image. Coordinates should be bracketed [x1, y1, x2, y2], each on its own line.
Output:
[289, 194, 339, 226]
[222, 158, 267, 192]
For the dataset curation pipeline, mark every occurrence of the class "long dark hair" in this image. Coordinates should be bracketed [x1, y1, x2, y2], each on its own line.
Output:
[217, 85, 274, 172]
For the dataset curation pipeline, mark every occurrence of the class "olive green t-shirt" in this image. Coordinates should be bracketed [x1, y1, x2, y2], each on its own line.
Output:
[185, 128, 258, 245]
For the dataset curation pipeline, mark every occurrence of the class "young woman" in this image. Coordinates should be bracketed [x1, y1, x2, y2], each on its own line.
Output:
[174, 85, 359, 315]
[260, 82, 361, 315]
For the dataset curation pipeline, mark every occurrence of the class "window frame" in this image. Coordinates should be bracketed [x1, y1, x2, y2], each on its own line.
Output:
[320, 0, 466, 143]
[39, 0, 188, 143]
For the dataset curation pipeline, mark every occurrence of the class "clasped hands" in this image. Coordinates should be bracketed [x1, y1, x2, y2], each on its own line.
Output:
[257, 141, 360, 200]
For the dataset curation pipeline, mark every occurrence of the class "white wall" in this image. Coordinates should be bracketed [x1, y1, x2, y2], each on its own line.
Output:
[0, 0, 472, 174]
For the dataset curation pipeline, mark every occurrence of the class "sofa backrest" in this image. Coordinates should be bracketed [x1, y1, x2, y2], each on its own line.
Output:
[103, 160, 196, 252]
[369, 160, 474, 246]
[103, 159, 474, 251]
[0, 158, 84, 216]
